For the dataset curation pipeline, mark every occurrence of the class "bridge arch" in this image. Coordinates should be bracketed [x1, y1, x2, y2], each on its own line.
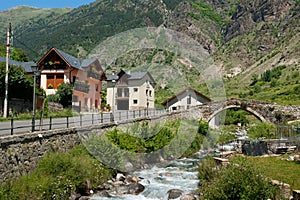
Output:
[207, 105, 268, 125]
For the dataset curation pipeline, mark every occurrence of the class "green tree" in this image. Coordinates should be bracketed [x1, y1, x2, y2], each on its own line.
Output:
[11, 48, 29, 62]
[250, 74, 258, 86]
[55, 83, 73, 108]
[0, 63, 43, 102]
[247, 122, 276, 139]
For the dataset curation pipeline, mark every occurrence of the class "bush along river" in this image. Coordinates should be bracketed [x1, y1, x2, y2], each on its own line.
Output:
[90, 151, 210, 200]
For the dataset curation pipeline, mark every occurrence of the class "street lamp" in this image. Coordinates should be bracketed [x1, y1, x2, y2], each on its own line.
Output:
[31, 64, 40, 132]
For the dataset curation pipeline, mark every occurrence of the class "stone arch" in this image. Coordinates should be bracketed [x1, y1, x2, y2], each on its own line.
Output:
[207, 105, 268, 125]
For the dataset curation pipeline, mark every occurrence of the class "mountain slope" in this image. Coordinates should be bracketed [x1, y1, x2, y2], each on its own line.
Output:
[0, 0, 299, 105]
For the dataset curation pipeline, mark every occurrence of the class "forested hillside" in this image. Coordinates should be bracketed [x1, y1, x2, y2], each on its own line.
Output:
[0, 0, 299, 105]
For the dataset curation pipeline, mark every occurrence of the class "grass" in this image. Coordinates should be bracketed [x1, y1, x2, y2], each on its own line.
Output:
[232, 155, 300, 190]
[0, 145, 115, 200]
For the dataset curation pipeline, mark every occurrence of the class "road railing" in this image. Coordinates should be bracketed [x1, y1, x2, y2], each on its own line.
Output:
[0, 109, 166, 136]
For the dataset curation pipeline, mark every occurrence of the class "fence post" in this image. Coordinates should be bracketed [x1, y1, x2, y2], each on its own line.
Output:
[92, 114, 94, 125]
[10, 118, 14, 135]
[67, 116, 69, 128]
[80, 115, 82, 127]
[49, 116, 52, 130]
[133, 110, 135, 119]
[31, 115, 35, 132]
[101, 112, 103, 123]
[126, 110, 129, 120]
[119, 111, 121, 121]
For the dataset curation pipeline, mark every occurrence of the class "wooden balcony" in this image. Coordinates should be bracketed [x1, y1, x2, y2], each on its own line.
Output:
[74, 82, 89, 93]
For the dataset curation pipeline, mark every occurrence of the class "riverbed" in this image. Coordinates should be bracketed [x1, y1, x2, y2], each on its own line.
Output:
[90, 154, 206, 200]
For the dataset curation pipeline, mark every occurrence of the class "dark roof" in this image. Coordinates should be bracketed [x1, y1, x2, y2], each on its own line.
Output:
[55, 48, 82, 70]
[162, 87, 211, 105]
[0, 56, 36, 73]
[128, 72, 148, 80]
[81, 59, 97, 68]
[106, 70, 156, 86]
[38, 48, 102, 71]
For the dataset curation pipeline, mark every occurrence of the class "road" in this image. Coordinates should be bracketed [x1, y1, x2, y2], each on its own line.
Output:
[0, 110, 165, 136]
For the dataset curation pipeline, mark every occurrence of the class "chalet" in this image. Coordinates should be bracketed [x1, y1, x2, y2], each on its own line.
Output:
[106, 70, 155, 111]
[162, 87, 211, 111]
[37, 48, 106, 112]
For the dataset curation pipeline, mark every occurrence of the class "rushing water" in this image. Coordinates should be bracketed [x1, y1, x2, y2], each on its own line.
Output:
[90, 155, 204, 200]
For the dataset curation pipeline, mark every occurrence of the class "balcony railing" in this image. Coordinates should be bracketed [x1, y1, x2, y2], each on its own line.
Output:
[74, 82, 89, 93]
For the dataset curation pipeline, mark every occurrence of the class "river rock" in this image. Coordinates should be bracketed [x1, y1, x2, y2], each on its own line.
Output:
[116, 173, 126, 182]
[125, 176, 139, 183]
[78, 196, 89, 200]
[180, 193, 197, 200]
[94, 190, 111, 198]
[68, 192, 81, 200]
[127, 183, 145, 195]
[168, 189, 183, 199]
[110, 183, 145, 196]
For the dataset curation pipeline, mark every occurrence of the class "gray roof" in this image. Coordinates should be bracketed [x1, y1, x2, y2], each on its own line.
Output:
[81, 59, 97, 68]
[55, 48, 82, 70]
[0, 56, 36, 73]
[127, 72, 148, 80]
[52, 48, 99, 70]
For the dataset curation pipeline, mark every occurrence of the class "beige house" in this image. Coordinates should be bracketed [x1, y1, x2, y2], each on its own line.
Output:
[37, 48, 106, 112]
[162, 87, 211, 111]
[106, 70, 155, 111]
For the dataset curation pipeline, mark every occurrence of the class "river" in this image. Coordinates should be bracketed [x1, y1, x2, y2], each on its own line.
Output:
[90, 152, 207, 200]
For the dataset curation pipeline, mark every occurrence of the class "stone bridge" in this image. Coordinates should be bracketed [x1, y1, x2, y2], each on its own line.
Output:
[187, 98, 300, 124]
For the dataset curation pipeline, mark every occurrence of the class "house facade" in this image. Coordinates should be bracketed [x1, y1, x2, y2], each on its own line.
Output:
[37, 48, 105, 112]
[162, 87, 211, 112]
[106, 70, 155, 111]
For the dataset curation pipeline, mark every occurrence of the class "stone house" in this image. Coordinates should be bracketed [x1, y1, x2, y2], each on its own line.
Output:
[106, 70, 155, 111]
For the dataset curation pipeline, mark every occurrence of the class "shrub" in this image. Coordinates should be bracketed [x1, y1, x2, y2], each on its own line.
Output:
[0, 145, 114, 200]
[199, 157, 280, 200]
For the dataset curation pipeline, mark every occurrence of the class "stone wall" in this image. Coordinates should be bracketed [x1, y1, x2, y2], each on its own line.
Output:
[0, 111, 186, 183]
[0, 128, 80, 182]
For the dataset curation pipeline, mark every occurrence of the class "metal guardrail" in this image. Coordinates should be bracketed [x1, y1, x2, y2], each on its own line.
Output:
[0, 109, 166, 136]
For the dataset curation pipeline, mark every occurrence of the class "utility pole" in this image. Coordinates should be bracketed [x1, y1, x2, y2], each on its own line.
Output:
[3, 23, 12, 118]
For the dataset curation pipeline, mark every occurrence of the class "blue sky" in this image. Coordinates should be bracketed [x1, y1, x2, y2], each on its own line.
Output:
[0, 0, 96, 11]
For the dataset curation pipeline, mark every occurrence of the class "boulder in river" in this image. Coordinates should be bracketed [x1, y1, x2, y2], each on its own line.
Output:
[180, 193, 197, 200]
[168, 189, 183, 199]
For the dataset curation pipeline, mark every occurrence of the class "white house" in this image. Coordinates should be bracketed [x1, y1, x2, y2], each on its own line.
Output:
[162, 87, 211, 111]
[106, 70, 155, 111]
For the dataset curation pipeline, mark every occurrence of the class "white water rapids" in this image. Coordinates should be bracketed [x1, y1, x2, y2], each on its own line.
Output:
[90, 155, 204, 200]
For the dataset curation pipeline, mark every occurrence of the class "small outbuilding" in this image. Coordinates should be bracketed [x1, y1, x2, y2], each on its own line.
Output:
[162, 87, 211, 112]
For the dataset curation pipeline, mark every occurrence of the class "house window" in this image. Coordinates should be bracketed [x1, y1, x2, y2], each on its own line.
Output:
[117, 88, 123, 97]
[133, 99, 138, 104]
[187, 95, 191, 105]
[134, 88, 138, 92]
[47, 74, 64, 89]
[124, 88, 129, 97]
[73, 96, 78, 102]
[149, 90, 152, 97]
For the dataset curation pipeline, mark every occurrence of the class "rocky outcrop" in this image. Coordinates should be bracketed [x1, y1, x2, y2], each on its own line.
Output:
[224, 0, 296, 42]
